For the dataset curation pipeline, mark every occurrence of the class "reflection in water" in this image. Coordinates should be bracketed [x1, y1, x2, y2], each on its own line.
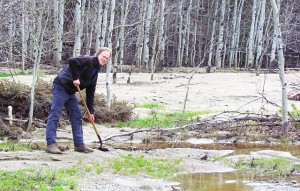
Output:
[175, 171, 254, 191]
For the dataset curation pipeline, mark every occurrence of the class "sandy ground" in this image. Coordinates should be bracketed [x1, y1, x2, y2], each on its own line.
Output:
[3, 71, 300, 190]
[18, 71, 299, 115]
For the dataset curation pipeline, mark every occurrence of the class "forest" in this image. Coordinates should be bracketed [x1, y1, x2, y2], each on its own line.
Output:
[0, 0, 299, 73]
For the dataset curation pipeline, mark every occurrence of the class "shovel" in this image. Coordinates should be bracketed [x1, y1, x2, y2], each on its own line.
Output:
[76, 86, 109, 151]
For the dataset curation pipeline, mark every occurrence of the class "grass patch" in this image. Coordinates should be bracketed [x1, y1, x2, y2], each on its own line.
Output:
[0, 167, 79, 191]
[138, 103, 165, 109]
[110, 154, 182, 179]
[0, 73, 13, 78]
[0, 142, 33, 152]
[115, 111, 210, 128]
[222, 157, 298, 177]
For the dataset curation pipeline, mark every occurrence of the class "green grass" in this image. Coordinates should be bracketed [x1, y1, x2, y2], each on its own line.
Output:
[222, 157, 298, 177]
[138, 103, 165, 109]
[251, 158, 295, 176]
[0, 72, 30, 78]
[110, 154, 182, 179]
[115, 111, 210, 128]
[0, 167, 79, 191]
[0, 142, 33, 152]
[0, 73, 12, 77]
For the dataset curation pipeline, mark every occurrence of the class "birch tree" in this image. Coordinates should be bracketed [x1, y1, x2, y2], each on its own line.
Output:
[255, 0, 266, 75]
[142, 0, 153, 70]
[101, 0, 110, 47]
[270, 0, 288, 131]
[269, 0, 281, 72]
[215, 0, 226, 69]
[135, 0, 145, 68]
[73, 0, 82, 56]
[233, 0, 245, 68]
[184, 0, 193, 66]
[229, 0, 238, 68]
[95, 0, 104, 50]
[28, 1, 47, 130]
[176, 0, 183, 67]
[207, 0, 218, 71]
[115, 0, 131, 70]
[247, 0, 258, 69]
[21, 0, 29, 73]
[158, 0, 165, 69]
[53, 0, 64, 66]
[106, 0, 115, 110]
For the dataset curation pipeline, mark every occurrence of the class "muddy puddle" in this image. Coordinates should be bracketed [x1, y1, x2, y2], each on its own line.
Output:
[110, 140, 300, 191]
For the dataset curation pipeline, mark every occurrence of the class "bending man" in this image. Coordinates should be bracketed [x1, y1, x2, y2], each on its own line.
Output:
[45, 47, 111, 154]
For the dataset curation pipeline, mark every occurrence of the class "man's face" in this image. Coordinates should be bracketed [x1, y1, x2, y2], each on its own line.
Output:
[98, 51, 111, 66]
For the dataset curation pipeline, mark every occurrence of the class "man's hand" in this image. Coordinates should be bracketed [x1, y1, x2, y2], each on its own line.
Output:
[88, 114, 94, 123]
[73, 79, 80, 88]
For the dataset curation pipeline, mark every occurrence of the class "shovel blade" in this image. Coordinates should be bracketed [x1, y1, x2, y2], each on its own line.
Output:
[98, 147, 109, 152]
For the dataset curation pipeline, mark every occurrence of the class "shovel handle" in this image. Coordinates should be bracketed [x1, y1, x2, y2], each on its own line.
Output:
[76, 86, 103, 145]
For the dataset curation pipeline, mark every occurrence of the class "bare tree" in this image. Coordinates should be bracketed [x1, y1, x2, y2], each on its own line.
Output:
[270, 0, 288, 130]
[53, 0, 64, 66]
[215, 0, 226, 69]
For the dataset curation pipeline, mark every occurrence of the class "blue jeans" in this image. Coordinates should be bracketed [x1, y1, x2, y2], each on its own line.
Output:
[46, 83, 84, 147]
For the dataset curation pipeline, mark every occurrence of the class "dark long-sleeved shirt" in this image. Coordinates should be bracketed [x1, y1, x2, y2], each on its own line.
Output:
[54, 56, 101, 114]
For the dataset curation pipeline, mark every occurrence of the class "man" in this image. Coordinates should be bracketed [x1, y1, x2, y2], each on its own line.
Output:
[45, 47, 111, 154]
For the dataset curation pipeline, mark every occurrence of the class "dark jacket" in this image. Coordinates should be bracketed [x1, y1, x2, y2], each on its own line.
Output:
[54, 56, 101, 114]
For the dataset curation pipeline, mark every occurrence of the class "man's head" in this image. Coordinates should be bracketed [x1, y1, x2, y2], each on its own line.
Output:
[95, 47, 111, 66]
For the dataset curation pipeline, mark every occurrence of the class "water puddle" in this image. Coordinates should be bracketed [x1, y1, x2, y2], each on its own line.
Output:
[112, 140, 300, 191]
[174, 171, 253, 191]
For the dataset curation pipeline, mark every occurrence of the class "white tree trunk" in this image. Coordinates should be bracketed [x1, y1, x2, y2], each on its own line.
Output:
[215, 0, 226, 69]
[21, 1, 29, 73]
[270, 0, 288, 130]
[101, 0, 110, 47]
[255, 0, 266, 73]
[95, 0, 104, 50]
[158, 0, 165, 68]
[73, 0, 82, 56]
[28, 1, 46, 130]
[105, 0, 115, 110]
[184, 0, 193, 66]
[53, 0, 64, 66]
[229, 0, 238, 68]
[150, 18, 159, 80]
[234, 0, 245, 68]
[207, 0, 218, 68]
[135, 0, 145, 68]
[142, 0, 153, 70]
[247, 0, 258, 69]
[270, 0, 281, 72]
[177, 0, 183, 67]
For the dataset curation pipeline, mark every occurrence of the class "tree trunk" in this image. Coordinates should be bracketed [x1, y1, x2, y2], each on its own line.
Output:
[184, 0, 193, 66]
[255, 0, 266, 75]
[270, 0, 288, 132]
[21, 1, 29, 73]
[28, 1, 47, 130]
[229, 0, 238, 68]
[101, 0, 109, 47]
[207, 0, 218, 70]
[269, 0, 281, 73]
[106, 0, 115, 110]
[135, 0, 145, 68]
[158, 0, 165, 69]
[53, 0, 64, 66]
[95, 0, 104, 50]
[177, 0, 183, 67]
[215, 0, 226, 69]
[142, 0, 153, 70]
[247, 0, 258, 69]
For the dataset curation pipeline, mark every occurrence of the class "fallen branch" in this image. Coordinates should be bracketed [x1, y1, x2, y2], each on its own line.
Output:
[103, 112, 285, 141]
